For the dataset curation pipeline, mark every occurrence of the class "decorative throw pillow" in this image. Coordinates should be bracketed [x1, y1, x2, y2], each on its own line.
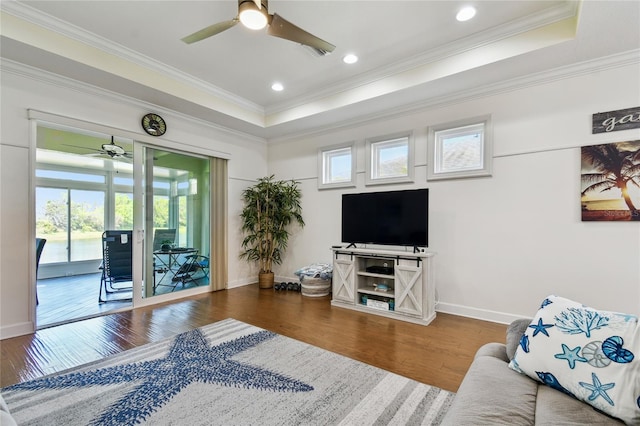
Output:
[508, 295, 640, 424]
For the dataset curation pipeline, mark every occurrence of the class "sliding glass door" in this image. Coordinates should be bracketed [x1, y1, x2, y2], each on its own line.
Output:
[34, 120, 219, 327]
[142, 146, 210, 298]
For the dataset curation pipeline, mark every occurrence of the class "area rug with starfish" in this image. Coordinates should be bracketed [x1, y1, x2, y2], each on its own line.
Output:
[1, 318, 454, 425]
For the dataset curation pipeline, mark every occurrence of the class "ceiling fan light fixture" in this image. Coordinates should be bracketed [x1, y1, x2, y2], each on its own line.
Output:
[239, 3, 268, 30]
[182, 0, 335, 54]
[102, 144, 125, 156]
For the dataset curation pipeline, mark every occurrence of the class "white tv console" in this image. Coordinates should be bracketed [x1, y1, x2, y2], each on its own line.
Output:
[331, 247, 436, 326]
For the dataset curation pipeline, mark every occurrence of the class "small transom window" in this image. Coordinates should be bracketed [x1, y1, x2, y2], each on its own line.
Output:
[366, 133, 414, 185]
[428, 116, 492, 180]
[318, 143, 355, 189]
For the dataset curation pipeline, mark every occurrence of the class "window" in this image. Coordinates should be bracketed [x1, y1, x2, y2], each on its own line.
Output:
[318, 143, 356, 189]
[427, 116, 492, 180]
[365, 133, 414, 185]
[35, 158, 136, 265]
[36, 169, 105, 183]
[69, 189, 105, 262]
[35, 187, 69, 264]
[114, 193, 134, 229]
[34, 186, 106, 263]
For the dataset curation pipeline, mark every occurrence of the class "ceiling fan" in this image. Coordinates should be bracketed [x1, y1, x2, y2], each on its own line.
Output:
[181, 0, 335, 56]
[64, 137, 133, 160]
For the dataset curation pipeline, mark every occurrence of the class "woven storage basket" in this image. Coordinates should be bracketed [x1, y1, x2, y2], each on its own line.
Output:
[300, 277, 331, 297]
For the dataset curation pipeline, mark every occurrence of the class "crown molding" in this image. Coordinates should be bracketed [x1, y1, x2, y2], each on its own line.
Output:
[3, 0, 579, 120]
[267, 49, 639, 145]
[4, 44, 635, 146]
[0, 1, 264, 116]
[0, 58, 267, 145]
[265, 1, 581, 115]
[5, 45, 635, 146]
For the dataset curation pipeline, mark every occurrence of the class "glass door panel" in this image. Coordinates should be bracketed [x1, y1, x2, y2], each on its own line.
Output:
[35, 187, 69, 264]
[115, 192, 134, 229]
[143, 147, 210, 298]
[35, 188, 105, 263]
[178, 194, 187, 246]
[153, 195, 170, 229]
[69, 189, 104, 262]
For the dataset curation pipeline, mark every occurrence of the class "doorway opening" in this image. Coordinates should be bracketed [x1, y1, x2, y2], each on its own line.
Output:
[34, 123, 215, 328]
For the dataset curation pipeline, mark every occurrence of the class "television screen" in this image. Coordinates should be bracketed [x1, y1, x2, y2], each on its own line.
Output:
[341, 189, 428, 247]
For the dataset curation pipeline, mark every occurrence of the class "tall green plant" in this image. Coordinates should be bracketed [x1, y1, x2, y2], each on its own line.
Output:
[240, 175, 305, 273]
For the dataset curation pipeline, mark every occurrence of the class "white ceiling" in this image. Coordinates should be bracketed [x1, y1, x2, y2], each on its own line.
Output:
[1, 1, 639, 140]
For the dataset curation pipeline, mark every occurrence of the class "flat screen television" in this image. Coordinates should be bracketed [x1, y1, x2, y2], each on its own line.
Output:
[341, 189, 428, 248]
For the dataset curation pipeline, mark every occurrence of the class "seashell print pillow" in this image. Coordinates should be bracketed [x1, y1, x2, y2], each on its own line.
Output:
[508, 295, 640, 425]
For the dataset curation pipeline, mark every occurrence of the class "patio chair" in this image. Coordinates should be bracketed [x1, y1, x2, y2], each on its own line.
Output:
[99, 230, 133, 303]
[35, 238, 46, 305]
[183, 254, 210, 283]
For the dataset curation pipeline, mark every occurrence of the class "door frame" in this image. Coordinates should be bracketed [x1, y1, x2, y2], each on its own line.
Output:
[29, 110, 215, 330]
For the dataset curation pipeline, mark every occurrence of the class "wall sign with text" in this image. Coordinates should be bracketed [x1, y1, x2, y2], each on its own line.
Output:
[592, 106, 640, 134]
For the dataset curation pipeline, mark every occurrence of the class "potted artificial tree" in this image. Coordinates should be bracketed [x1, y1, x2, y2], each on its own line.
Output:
[240, 175, 305, 289]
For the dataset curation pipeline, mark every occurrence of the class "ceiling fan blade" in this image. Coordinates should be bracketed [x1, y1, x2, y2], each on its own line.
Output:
[62, 144, 103, 153]
[181, 19, 239, 44]
[86, 151, 132, 161]
[267, 13, 335, 55]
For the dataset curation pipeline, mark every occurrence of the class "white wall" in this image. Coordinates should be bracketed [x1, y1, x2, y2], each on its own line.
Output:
[267, 62, 640, 323]
[0, 62, 268, 338]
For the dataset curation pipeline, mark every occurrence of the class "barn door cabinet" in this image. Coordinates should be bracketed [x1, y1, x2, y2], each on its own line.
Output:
[331, 247, 436, 326]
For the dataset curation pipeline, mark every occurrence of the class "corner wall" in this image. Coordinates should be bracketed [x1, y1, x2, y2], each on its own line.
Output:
[267, 62, 640, 322]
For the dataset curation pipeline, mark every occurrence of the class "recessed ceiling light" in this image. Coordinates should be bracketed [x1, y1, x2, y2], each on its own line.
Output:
[456, 6, 476, 22]
[343, 54, 358, 64]
[271, 82, 284, 92]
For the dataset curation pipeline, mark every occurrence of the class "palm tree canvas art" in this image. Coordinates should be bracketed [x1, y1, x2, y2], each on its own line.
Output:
[581, 140, 640, 221]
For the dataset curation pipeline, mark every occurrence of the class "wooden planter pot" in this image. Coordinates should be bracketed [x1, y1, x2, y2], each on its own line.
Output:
[258, 272, 274, 289]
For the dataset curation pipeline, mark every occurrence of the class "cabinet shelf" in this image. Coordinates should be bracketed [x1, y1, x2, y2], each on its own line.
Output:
[357, 287, 395, 297]
[357, 271, 394, 279]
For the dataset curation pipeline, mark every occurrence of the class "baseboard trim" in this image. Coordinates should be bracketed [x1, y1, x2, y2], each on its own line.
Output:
[227, 282, 527, 325]
[1, 321, 34, 340]
[274, 275, 298, 285]
[435, 301, 525, 325]
[227, 278, 254, 289]
[227, 275, 300, 289]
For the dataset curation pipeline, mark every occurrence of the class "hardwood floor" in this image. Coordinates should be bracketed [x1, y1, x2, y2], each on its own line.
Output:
[36, 272, 209, 328]
[37, 273, 131, 327]
[2, 285, 507, 393]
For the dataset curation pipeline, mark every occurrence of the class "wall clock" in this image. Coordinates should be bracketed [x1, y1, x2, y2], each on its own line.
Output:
[141, 113, 167, 136]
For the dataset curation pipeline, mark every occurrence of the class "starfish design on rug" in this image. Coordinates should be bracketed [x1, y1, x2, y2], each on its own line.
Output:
[554, 344, 588, 369]
[6, 329, 313, 425]
[529, 318, 554, 337]
[579, 372, 615, 406]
